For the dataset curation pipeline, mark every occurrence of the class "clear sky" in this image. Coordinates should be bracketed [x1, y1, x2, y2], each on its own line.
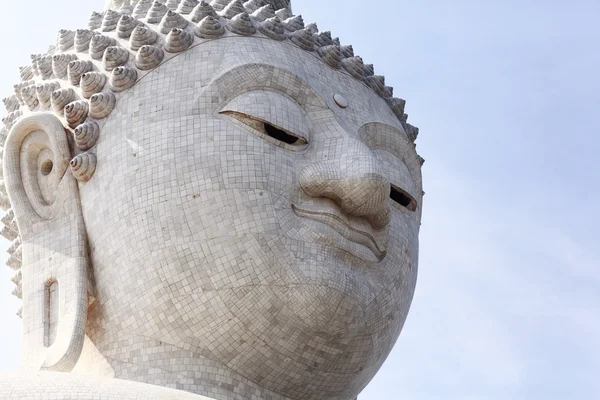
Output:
[1, 1, 599, 399]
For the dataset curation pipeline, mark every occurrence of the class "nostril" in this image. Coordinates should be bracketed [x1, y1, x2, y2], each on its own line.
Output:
[299, 162, 392, 229]
[368, 206, 391, 230]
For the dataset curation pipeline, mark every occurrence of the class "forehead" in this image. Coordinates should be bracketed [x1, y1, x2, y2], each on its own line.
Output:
[167, 37, 408, 134]
[199, 38, 421, 185]
[113, 37, 423, 197]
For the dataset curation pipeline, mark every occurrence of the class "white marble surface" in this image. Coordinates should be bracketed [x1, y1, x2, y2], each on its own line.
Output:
[0, 1, 422, 399]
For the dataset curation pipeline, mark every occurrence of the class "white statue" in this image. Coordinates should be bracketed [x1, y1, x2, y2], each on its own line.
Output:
[0, 1, 424, 399]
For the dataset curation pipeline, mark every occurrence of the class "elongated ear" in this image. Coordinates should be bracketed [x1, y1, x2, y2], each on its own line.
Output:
[2, 113, 91, 372]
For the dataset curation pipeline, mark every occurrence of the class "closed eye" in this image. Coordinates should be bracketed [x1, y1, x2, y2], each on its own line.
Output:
[390, 185, 417, 212]
[221, 110, 308, 147]
[264, 122, 300, 145]
[220, 90, 310, 150]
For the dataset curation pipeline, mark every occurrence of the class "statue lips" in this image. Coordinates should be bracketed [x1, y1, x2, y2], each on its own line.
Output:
[291, 203, 387, 262]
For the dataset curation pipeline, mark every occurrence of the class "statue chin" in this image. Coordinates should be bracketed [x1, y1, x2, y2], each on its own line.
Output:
[0, 1, 424, 399]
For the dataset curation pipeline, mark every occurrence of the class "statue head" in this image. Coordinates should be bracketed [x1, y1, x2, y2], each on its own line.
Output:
[1, 1, 424, 399]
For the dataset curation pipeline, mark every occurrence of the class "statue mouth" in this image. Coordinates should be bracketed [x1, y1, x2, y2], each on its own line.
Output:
[292, 203, 387, 262]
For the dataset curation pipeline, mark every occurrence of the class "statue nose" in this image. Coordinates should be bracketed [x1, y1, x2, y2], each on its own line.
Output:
[299, 145, 391, 229]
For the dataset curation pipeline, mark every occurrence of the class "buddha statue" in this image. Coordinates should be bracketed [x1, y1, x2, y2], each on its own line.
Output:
[0, 0, 424, 399]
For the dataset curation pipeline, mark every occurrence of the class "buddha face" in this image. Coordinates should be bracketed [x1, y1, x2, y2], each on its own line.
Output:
[7, 35, 423, 400]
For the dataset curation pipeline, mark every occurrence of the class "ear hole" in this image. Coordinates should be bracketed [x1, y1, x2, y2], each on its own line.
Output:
[40, 160, 54, 176]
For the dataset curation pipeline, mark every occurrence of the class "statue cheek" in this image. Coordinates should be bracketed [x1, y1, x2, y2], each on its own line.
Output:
[2, 113, 94, 372]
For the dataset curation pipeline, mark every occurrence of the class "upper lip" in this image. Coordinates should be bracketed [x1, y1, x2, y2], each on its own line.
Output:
[292, 203, 387, 261]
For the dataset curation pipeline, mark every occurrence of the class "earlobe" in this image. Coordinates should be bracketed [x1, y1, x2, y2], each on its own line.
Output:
[3, 113, 92, 372]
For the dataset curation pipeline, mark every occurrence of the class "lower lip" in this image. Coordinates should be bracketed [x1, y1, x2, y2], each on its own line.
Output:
[292, 205, 386, 263]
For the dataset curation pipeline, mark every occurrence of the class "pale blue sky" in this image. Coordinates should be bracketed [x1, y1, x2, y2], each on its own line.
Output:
[1, 1, 598, 399]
